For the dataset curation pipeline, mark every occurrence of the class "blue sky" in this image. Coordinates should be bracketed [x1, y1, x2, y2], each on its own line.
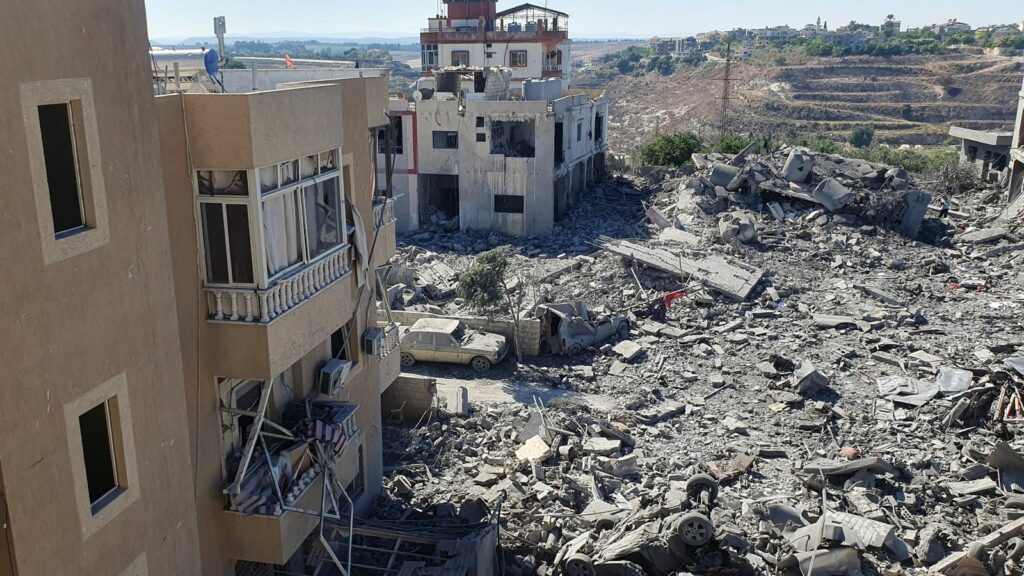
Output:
[144, 0, 1023, 40]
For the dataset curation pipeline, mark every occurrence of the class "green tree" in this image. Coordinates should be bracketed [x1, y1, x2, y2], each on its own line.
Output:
[222, 58, 247, 69]
[638, 132, 706, 167]
[849, 125, 875, 148]
[714, 133, 753, 154]
[457, 247, 527, 362]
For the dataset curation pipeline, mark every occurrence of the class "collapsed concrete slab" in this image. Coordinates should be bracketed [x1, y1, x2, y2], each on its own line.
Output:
[596, 237, 765, 301]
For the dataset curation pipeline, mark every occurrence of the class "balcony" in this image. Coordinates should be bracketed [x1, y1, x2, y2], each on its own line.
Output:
[420, 27, 569, 45]
[372, 197, 396, 229]
[222, 398, 359, 564]
[205, 246, 352, 324]
[369, 198, 398, 269]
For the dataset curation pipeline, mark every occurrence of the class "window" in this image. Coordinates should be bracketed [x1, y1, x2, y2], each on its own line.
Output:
[22, 78, 109, 264]
[377, 116, 404, 155]
[346, 446, 365, 499]
[200, 202, 255, 284]
[577, 120, 583, 142]
[37, 103, 85, 236]
[509, 50, 528, 67]
[421, 44, 439, 71]
[331, 319, 359, 364]
[967, 145, 978, 162]
[199, 170, 249, 196]
[595, 114, 605, 143]
[452, 50, 470, 67]
[64, 373, 137, 538]
[80, 400, 119, 511]
[476, 133, 487, 143]
[432, 131, 459, 149]
[494, 194, 525, 214]
[476, 116, 486, 128]
[303, 177, 344, 259]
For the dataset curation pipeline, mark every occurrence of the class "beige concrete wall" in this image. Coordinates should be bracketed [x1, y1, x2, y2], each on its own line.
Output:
[0, 0, 201, 574]
[382, 375, 438, 423]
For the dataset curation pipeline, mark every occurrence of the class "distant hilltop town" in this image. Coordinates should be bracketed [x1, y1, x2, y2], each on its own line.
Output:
[651, 16, 1024, 59]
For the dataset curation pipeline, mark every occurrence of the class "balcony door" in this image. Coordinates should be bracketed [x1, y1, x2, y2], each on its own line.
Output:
[0, 461, 15, 576]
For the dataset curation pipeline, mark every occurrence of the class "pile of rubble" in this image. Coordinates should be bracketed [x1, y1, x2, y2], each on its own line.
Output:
[380, 146, 1024, 575]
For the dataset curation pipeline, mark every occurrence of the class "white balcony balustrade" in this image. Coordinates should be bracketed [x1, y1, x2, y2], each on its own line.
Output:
[205, 245, 352, 323]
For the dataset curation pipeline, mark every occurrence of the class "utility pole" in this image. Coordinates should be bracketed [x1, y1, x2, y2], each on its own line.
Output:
[720, 39, 733, 136]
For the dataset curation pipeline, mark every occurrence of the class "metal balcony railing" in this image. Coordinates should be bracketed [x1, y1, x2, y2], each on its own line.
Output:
[205, 245, 352, 323]
[377, 323, 401, 359]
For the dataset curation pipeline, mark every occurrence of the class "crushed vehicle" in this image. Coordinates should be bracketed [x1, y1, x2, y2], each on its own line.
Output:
[399, 318, 508, 371]
[554, 473, 720, 576]
[536, 302, 630, 356]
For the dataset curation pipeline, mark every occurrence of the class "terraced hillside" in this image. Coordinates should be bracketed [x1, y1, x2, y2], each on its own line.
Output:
[588, 53, 1024, 153]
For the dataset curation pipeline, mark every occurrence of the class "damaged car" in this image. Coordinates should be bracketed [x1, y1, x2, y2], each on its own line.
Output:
[399, 318, 508, 372]
[537, 302, 630, 356]
[555, 473, 721, 576]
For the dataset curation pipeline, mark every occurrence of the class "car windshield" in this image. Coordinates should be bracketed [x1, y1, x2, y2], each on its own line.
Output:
[450, 324, 467, 343]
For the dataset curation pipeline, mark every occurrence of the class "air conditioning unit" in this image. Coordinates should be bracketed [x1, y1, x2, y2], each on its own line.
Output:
[362, 327, 384, 356]
[318, 359, 353, 396]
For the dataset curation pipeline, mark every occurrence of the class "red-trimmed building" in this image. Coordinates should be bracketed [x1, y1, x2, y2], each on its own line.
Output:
[420, 1, 572, 88]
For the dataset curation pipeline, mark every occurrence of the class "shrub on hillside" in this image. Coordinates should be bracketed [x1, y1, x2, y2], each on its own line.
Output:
[638, 132, 706, 167]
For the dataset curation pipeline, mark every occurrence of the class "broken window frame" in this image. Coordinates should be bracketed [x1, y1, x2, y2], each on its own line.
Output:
[376, 116, 404, 156]
[494, 194, 525, 214]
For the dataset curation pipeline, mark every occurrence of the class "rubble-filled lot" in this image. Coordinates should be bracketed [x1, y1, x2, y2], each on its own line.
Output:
[379, 149, 1024, 576]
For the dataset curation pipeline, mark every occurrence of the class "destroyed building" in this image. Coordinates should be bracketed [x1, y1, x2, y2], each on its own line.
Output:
[156, 77, 405, 574]
[948, 126, 1013, 182]
[380, 67, 608, 236]
[420, 0, 573, 90]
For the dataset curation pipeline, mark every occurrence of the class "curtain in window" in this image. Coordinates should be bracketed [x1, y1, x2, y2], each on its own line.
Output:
[304, 177, 343, 259]
[263, 194, 301, 277]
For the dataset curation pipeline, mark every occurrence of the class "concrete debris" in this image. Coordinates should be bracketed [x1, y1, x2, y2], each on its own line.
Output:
[377, 158, 1024, 576]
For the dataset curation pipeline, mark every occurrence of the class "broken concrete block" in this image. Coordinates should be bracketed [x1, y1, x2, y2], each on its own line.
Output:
[709, 163, 742, 188]
[612, 340, 643, 361]
[812, 178, 854, 211]
[393, 475, 414, 496]
[792, 361, 829, 394]
[718, 211, 758, 244]
[583, 437, 622, 456]
[612, 454, 638, 477]
[721, 416, 747, 434]
[782, 151, 814, 183]
[447, 386, 469, 416]
[515, 435, 553, 463]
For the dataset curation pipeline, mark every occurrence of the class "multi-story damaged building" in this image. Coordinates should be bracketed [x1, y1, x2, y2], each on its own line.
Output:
[1, 1, 401, 574]
[381, 69, 608, 236]
[155, 75, 402, 574]
[420, 0, 573, 90]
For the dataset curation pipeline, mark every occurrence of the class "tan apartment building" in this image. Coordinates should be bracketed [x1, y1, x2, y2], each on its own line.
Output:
[155, 74, 401, 574]
[0, 0, 202, 573]
[1, 1, 399, 575]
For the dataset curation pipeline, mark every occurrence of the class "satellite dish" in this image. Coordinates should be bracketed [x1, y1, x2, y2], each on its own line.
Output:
[204, 49, 220, 75]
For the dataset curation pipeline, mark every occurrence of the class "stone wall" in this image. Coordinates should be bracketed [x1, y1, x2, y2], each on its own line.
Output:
[378, 310, 542, 357]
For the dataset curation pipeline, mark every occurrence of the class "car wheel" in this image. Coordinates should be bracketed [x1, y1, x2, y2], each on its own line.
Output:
[400, 353, 416, 368]
[685, 473, 719, 505]
[471, 356, 491, 372]
[564, 553, 597, 576]
[677, 512, 714, 546]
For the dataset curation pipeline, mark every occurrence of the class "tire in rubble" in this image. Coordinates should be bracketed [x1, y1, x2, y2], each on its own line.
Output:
[1008, 538, 1024, 561]
[400, 353, 416, 368]
[471, 356, 492, 372]
[966, 541, 986, 560]
[677, 512, 714, 547]
[564, 553, 597, 576]
[685, 473, 719, 505]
